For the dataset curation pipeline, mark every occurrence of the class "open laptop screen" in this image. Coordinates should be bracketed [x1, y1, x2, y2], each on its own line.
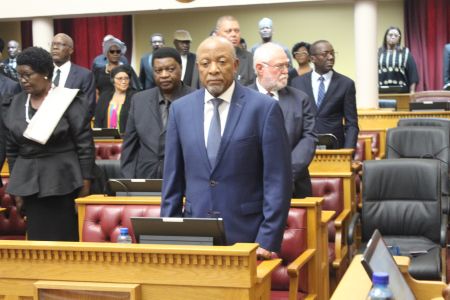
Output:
[131, 217, 227, 246]
[361, 229, 415, 300]
[107, 179, 162, 196]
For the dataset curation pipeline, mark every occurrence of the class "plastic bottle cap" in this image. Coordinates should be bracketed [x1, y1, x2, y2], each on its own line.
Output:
[372, 272, 389, 285]
[119, 227, 129, 235]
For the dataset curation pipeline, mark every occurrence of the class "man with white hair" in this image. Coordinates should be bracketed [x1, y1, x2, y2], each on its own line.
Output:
[251, 17, 292, 68]
[249, 42, 316, 197]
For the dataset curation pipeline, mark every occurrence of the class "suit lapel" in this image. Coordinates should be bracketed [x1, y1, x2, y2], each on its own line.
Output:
[305, 73, 318, 114]
[213, 84, 246, 171]
[65, 65, 76, 88]
[192, 89, 211, 170]
[320, 72, 339, 111]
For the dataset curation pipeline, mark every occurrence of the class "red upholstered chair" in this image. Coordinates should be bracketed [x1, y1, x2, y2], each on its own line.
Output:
[95, 142, 123, 160]
[0, 177, 26, 240]
[359, 131, 382, 159]
[311, 178, 350, 287]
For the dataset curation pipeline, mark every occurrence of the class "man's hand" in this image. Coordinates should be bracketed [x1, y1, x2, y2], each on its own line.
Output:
[14, 196, 24, 215]
[256, 247, 274, 260]
[78, 180, 91, 198]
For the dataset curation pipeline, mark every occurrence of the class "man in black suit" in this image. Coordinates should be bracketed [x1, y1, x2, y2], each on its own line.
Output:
[0, 73, 20, 98]
[173, 30, 196, 87]
[121, 47, 194, 179]
[291, 40, 358, 149]
[139, 33, 165, 90]
[250, 42, 316, 197]
[2, 40, 20, 81]
[51, 33, 96, 118]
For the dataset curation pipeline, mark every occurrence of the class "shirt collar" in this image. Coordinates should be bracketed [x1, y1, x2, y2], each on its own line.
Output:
[54, 60, 71, 73]
[158, 82, 184, 104]
[255, 78, 279, 100]
[312, 69, 333, 82]
[204, 80, 235, 104]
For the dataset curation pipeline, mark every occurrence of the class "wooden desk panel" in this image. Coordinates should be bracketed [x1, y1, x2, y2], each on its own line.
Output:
[379, 93, 411, 111]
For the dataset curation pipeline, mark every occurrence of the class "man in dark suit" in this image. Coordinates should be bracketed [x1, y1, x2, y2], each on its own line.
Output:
[173, 30, 196, 87]
[51, 33, 96, 118]
[0, 73, 20, 98]
[121, 47, 194, 179]
[2, 40, 20, 81]
[160, 36, 292, 258]
[291, 40, 358, 149]
[250, 42, 316, 198]
[139, 33, 165, 90]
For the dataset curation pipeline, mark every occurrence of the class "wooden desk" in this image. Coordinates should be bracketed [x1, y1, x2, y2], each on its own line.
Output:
[0, 241, 279, 300]
[331, 254, 446, 300]
[379, 93, 411, 111]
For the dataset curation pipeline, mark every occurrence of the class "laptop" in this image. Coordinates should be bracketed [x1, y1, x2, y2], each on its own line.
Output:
[92, 128, 122, 139]
[107, 179, 162, 196]
[131, 217, 227, 246]
[361, 229, 416, 300]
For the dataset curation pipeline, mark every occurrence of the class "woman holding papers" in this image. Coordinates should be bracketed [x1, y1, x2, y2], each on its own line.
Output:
[3, 47, 95, 241]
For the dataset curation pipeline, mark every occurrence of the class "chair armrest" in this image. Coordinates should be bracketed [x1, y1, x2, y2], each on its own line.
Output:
[286, 249, 316, 277]
[334, 209, 351, 228]
[441, 213, 448, 247]
[347, 212, 360, 245]
[256, 258, 282, 284]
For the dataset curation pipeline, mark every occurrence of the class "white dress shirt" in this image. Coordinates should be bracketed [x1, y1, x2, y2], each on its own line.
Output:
[180, 54, 187, 81]
[311, 70, 333, 105]
[52, 61, 72, 88]
[203, 81, 235, 146]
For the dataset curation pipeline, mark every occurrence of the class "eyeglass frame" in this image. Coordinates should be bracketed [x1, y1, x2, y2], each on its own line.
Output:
[261, 62, 289, 71]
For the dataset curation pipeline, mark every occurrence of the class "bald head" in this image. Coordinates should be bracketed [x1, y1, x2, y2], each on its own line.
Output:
[51, 33, 74, 66]
[253, 42, 289, 92]
[215, 15, 241, 47]
[196, 36, 239, 97]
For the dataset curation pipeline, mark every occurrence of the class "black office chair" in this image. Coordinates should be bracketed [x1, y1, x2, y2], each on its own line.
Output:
[348, 159, 446, 280]
[90, 160, 122, 195]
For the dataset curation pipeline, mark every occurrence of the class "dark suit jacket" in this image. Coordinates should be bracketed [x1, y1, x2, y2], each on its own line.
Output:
[291, 71, 359, 149]
[160, 83, 292, 252]
[182, 52, 196, 87]
[0, 73, 21, 98]
[249, 83, 317, 197]
[4, 91, 95, 197]
[65, 63, 96, 118]
[121, 84, 194, 179]
[94, 89, 136, 133]
[444, 44, 450, 88]
[139, 53, 155, 90]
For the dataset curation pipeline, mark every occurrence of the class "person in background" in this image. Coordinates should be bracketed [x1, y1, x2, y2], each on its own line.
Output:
[91, 34, 128, 70]
[173, 30, 196, 87]
[51, 33, 96, 118]
[4, 47, 94, 241]
[93, 36, 141, 96]
[121, 47, 193, 179]
[94, 65, 136, 134]
[378, 26, 418, 93]
[140, 33, 165, 90]
[250, 42, 316, 198]
[240, 38, 247, 50]
[288, 41, 312, 84]
[442, 43, 450, 90]
[160, 36, 292, 259]
[292, 40, 359, 149]
[2, 40, 20, 81]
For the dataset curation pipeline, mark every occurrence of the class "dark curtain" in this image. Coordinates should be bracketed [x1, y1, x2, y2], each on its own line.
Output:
[20, 16, 131, 69]
[405, 0, 450, 91]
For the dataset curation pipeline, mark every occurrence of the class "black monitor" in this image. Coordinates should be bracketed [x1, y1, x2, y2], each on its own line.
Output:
[361, 229, 415, 300]
[131, 217, 227, 246]
[92, 128, 122, 139]
[107, 179, 162, 196]
[317, 133, 339, 149]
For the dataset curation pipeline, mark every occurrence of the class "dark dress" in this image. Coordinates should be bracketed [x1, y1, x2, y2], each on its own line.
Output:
[94, 89, 136, 134]
[378, 47, 419, 93]
[93, 65, 141, 95]
[4, 91, 95, 241]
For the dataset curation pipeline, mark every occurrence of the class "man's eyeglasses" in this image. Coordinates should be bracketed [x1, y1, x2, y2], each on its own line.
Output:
[114, 76, 130, 82]
[262, 62, 289, 71]
[312, 51, 338, 58]
[109, 50, 121, 54]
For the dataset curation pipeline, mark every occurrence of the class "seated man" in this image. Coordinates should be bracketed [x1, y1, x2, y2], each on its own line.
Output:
[121, 47, 194, 179]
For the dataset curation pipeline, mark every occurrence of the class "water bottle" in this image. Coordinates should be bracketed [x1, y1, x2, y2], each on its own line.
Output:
[368, 272, 393, 300]
[117, 227, 132, 244]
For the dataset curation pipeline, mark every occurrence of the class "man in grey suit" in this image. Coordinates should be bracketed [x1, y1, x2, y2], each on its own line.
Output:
[121, 47, 194, 179]
[291, 40, 359, 149]
[51, 33, 96, 118]
[215, 16, 255, 86]
[250, 42, 316, 198]
[139, 33, 165, 90]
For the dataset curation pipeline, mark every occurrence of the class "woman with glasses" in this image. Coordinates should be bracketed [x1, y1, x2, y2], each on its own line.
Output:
[3, 47, 94, 241]
[288, 41, 312, 85]
[94, 65, 136, 133]
[378, 26, 418, 93]
[93, 37, 141, 96]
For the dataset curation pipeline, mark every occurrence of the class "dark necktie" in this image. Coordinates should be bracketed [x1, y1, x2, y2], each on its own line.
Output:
[53, 69, 61, 87]
[317, 76, 325, 107]
[207, 98, 223, 167]
[161, 100, 170, 128]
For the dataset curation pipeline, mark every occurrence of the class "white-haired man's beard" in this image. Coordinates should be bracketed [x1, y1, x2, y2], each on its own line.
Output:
[261, 74, 288, 92]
